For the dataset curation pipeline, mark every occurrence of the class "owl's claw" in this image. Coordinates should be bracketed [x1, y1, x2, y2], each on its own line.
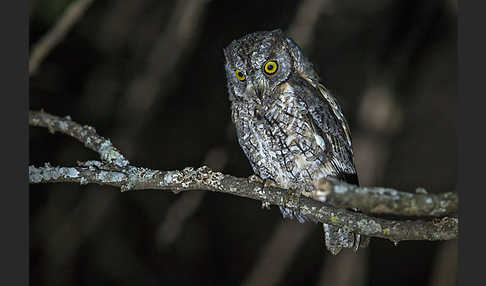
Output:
[282, 188, 295, 207]
[248, 175, 280, 189]
[248, 174, 264, 184]
[248, 175, 278, 210]
[263, 178, 279, 188]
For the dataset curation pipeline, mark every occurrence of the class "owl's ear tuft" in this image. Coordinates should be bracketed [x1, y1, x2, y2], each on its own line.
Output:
[223, 47, 231, 64]
[285, 37, 319, 87]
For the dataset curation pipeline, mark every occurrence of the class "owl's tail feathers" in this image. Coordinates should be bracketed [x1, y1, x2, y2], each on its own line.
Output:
[278, 207, 370, 254]
[323, 224, 370, 255]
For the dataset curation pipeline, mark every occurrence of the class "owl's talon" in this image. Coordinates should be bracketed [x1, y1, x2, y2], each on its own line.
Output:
[282, 188, 298, 207]
[301, 190, 312, 198]
[248, 174, 264, 184]
[263, 178, 278, 188]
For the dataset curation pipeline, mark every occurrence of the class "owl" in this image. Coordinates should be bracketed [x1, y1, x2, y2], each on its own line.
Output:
[223, 29, 369, 255]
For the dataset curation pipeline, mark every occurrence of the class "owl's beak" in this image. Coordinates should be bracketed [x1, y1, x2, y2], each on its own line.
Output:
[254, 85, 264, 101]
[248, 79, 266, 102]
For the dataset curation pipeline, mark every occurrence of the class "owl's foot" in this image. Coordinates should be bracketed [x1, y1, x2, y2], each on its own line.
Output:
[283, 187, 295, 206]
[264, 178, 280, 188]
[248, 175, 279, 189]
[261, 178, 280, 209]
[248, 174, 264, 184]
[279, 189, 315, 223]
[248, 175, 280, 210]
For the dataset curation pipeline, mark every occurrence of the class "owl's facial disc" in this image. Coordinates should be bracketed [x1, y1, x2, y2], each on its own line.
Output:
[224, 29, 295, 102]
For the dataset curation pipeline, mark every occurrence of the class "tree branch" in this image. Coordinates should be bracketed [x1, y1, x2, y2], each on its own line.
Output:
[29, 110, 129, 168]
[29, 163, 457, 242]
[28, 110, 459, 243]
[313, 178, 458, 217]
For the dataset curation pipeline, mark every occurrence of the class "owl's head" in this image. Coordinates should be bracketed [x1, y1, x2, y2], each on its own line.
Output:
[224, 29, 319, 103]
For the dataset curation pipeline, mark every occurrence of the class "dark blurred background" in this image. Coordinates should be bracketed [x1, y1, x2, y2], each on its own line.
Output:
[29, 0, 457, 285]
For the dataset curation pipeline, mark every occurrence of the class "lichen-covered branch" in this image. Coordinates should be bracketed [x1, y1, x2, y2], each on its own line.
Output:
[28, 110, 459, 243]
[29, 110, 129, 168]
[313, 178, 458, 217]
[29, 162, 458, 242]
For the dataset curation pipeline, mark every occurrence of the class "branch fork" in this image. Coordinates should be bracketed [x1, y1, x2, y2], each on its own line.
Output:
[29, 110, 459, 243]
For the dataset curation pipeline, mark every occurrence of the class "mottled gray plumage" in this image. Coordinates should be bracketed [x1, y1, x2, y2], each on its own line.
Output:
[223, 29, 369, 255]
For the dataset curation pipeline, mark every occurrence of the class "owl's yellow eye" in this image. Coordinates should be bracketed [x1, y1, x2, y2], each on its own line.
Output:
[264, 61, 278, 75]
[235, 69, 246, 81]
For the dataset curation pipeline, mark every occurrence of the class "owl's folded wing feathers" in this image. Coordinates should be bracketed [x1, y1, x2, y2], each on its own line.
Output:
[298, 83, 359, 185]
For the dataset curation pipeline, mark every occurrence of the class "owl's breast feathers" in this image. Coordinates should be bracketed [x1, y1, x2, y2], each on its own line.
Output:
[230, 77, 358, 189]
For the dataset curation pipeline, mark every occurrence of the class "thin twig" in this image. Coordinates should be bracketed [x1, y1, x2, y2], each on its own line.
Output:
[29, 0, 96, 75]
[29, 110, 129, 167]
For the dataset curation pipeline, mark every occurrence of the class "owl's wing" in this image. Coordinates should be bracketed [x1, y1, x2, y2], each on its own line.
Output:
[309, 84, 367, 254]
[301, 83, 359, 185]
[317, 84, 353, 151]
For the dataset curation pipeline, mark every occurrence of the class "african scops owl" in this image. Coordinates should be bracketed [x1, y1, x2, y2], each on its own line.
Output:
[223, 29, 369, 255]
